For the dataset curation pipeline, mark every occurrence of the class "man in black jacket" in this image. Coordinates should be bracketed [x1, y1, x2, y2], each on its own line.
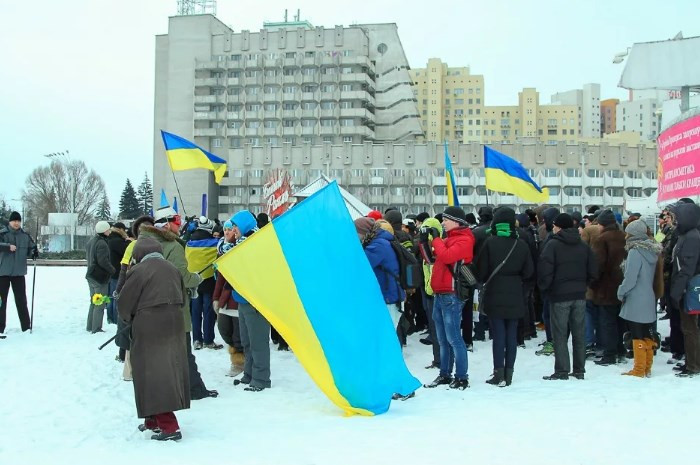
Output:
[85, 221, 115, 333]
[538, 213, 597, 380]
[670, 203, 700, 377]
[471, 206, 493, 341]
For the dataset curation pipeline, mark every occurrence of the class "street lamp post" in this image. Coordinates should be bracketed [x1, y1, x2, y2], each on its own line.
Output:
[44, 151, 75, 251]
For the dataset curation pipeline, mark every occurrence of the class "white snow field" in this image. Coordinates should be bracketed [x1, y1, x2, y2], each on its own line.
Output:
[0, 266, 696, 465]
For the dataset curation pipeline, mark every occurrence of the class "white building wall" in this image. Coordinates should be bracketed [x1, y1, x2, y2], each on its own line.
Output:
[551, 83, 600, 139]
[616, 98, 660, 141]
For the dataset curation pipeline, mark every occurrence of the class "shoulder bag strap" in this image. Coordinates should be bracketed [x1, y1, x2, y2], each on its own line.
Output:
[482, 239, 518, 289]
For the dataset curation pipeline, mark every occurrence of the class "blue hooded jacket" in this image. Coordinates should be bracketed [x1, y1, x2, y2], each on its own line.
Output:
[230, 210, 259, 304]
[363, 229, 405, 305]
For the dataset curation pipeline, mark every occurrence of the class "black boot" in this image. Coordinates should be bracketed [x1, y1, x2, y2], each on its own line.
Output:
[424, 374, 452, 388]
[151, 430, 182, 441]
[504, 368, 514, 386]
[485, 368, 505, 387]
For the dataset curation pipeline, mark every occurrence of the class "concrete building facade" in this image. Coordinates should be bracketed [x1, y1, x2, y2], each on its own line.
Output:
[601, 98, 619, 134]
[482, 88, 580, 145]
[551, 83, 601, 138]
[409, 59, 485, 144]
[616, 98, 660, 141]
[154, 14, 422, 214]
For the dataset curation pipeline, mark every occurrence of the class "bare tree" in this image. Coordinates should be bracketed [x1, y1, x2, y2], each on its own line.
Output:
[22, 159, 106, 226]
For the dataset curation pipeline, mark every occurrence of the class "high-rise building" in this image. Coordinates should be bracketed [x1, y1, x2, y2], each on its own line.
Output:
[154, 14, 422, 214]
[409, 59, 485, 143]
[600, 98, 619, 134]
[482, 88, 580, 145]
[550, 83, 601, 138]
[616, 98, 660, 141]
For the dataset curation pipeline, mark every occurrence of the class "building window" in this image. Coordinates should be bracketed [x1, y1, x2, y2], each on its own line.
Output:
[343, 136, 353, 143]
[212, 138, 222, 147]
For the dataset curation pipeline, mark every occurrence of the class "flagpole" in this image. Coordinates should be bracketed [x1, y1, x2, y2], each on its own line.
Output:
[170, 169, 188, 217]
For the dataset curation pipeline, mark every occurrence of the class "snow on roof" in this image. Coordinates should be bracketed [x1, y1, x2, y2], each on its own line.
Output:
[294, 174, 371, 220]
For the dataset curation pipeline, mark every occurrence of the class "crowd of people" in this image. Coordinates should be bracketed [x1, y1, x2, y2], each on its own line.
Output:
[3, 197, 700, 441]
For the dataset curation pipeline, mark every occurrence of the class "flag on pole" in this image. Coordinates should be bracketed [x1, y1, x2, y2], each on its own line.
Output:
[159, 189, 168, 208]
[215, 182, 420, 415]
[173, 197, 179, 214]
[161, 130, 227, 184]
[484, 146, 549, 202]
[444, 142, 460, 206]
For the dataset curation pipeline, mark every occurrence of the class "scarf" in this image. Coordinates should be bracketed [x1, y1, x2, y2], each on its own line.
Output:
[491, 222, 518, 238]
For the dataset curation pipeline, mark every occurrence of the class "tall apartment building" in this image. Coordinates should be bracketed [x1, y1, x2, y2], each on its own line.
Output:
[482, 88, 580, 145]
[154, 14, 422, 213]
[409, 59, 485, 143]
[616, 99, 660, 141]
[550, 83, 601, 138]
[600, 98, 619, 134]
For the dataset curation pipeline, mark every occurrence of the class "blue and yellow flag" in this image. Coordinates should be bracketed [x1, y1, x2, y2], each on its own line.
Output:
[484, 146, 549, 202]
[215, 182, 420, 416]
[185, 238, 219, 280]
[161, 130, 227, 184]
[444, 142, 459, 206]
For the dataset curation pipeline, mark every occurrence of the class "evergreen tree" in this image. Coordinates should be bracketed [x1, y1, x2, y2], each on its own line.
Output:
[136, 172, 153, 216]
[118, 179, 141, 219]
[96, 194, 111, 221]
[0, 199, 14, 229]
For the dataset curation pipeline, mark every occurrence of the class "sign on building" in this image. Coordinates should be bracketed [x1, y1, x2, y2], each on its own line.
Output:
[657, 114, 700, 202]
[263, 169, 295, 218]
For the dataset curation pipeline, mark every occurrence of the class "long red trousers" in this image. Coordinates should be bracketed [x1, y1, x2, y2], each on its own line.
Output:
[144, 412, 180, 433]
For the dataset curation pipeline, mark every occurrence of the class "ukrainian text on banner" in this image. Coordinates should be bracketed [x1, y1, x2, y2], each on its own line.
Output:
[657, 114, 700, 202]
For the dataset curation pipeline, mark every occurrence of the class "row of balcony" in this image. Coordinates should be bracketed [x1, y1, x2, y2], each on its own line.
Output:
[194, 91, 376, 106]
[194, 73, 375, 88]
[196, 55, 374, 72]
[197, 125, 375, 139]
[194, 108, 374, 121]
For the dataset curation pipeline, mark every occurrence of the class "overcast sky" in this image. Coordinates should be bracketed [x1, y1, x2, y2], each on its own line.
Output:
[0, 0, 696, 214]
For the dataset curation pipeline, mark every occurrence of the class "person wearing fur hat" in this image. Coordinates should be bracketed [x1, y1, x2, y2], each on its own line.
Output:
[118, 237, 189, 441]
[106, 222, 129, 326]
[213, 219, 245, 377]
[538, 213, 597, 380]
[590, 209, 627, 366]
[85, 221, 116, 334]
[476, 207, 534, 387]
[423, 206, 475, 390]
[137, 207, 218, 399]
[0, 211, 38, 337]
[617, 219, 662, 378]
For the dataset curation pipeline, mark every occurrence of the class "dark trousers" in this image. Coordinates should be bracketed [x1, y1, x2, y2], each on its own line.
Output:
[627, 321, 654, 340]
[185, 333, 208, 397]
[599, 304, 623, 358]
[107, 278, 118, 324]
[489, 317, 518, 370]
[421, 292, 440, 364]
[680, 310, 700, 373]
[239, 303, 271, 388]
[191, 292, 216, 344]
[542, 297, 553, 342]
[518, 285, 536, 343]
[550, 300, 586, 374]
[0, 276, 31, 333]
[217, 313, 243, 351]
[461, 290, 473, 345]
[670, 305, 685, 355]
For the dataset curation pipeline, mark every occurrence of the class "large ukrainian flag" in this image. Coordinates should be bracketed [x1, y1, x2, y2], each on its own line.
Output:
[484, 146, 549, 202]
[185, 238, 219, 280]
[161, 130, 227, 184]
[215, 182, 420, 416]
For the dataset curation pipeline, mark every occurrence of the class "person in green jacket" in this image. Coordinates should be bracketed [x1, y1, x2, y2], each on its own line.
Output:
[137, 206, 218, 400]
[418, 217, 443, 369]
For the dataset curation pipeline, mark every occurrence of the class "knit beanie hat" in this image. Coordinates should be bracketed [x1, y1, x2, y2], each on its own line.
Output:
[384, 209, 403, 230]
[443, 206, 468, 225]
[95, 221, 111, 234]
[354, 217, 375, 240]
[477, 206, 493, 223]
[367, 210, 383, 221]
[197, 216, 215, 233]
[516, 213, 530, 228]
[597, 209, 616, 227]
[625, 219, 649, 240]
[542, 207, 560, 231]
[9, 211, 21, 222]
[490, 207, 516, 237]
[416, 212, 431, 223]
[571, 211, 583, 223]
[553, 213, 574, 229]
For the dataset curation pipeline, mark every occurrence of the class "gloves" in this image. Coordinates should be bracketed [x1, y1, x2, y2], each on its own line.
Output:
[419, 227, 430, 243]
[112, 291, 119, 301]
[31, 247, 39, 260]
[188, 287, 199, 299]
[428, 227, 440, 240]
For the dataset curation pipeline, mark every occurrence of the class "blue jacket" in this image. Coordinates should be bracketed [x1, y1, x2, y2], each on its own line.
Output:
[364, 229, 405, 305]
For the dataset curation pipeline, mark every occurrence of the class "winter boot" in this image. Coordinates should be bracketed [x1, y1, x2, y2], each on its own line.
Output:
[424, 374, 453, 388]
[226, 346, 242, 377]
[504, 368, 514, 386]
[122, 351, 133, 381]
[535, 341, 554, 356]
[485, 368, 505, 387]
[622, 339, 646, 377]
[151, 430, 182, 441]
[644, 338, 656, 378]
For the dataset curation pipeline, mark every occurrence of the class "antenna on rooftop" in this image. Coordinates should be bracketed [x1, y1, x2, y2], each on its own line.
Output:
[176, 0, 217, 16]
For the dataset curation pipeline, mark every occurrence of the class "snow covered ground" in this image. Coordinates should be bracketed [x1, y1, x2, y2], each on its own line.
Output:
[0, 266, 696, 465]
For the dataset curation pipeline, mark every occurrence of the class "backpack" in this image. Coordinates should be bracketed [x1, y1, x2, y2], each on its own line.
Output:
[446, 262, 479, 301]
[383, 239, 422, 291]
[685, 274, 700, 315]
